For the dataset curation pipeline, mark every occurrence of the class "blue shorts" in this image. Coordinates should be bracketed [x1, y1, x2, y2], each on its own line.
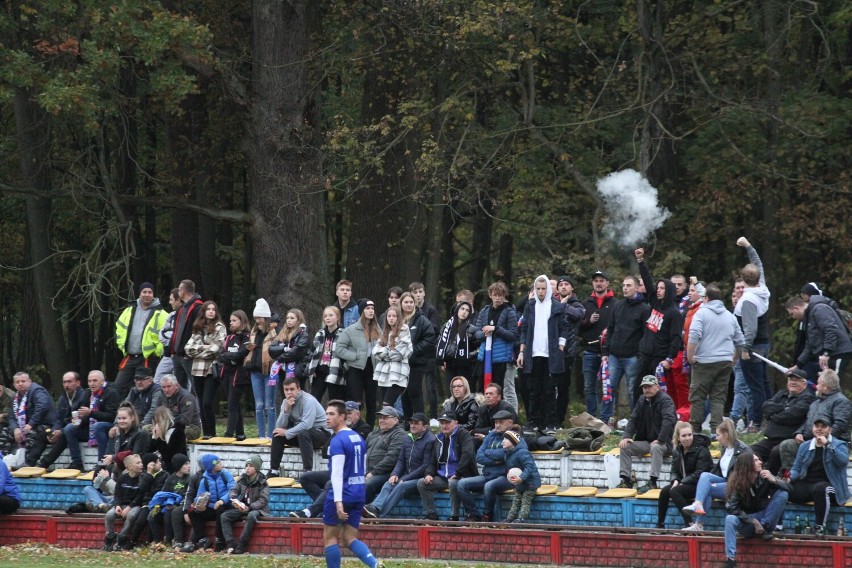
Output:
[322, 499, 364, 528]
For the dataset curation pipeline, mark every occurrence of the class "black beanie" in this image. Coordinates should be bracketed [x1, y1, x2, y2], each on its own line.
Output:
[171, 453, 190, 472]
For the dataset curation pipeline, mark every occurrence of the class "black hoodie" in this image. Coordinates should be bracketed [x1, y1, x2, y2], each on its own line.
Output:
[638, 261, 683, 360]
[603, 295, 652, 358]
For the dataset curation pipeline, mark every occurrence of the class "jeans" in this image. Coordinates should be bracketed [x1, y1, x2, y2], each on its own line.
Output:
[456, 474, 514, 518]
[417, 476, 460, 517]
[724, 490, 788, 559]
[371, 478, 420, 517]
[603, 355, 639, 423]
[729, 360, 751, 423]
[741, 344, 770, 427]
[83, 486, 112, 507]
[250, 371, 277, 438]
[503, 364, 519, 413]
[219, 508, 261, 547]
[694, 472, 727, 507]
[105, 505, 141, 538]
[64, 422, 110, 464]
[582, 351, 602, 417]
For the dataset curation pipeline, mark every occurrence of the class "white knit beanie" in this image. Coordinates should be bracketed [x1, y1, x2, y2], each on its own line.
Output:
[253, 298, 271, 318]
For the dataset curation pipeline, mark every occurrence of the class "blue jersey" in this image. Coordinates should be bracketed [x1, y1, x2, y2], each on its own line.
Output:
[326, 427, 367, 504]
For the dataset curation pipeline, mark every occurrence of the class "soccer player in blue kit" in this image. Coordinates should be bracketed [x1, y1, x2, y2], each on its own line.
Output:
[323, 399, 385, 568]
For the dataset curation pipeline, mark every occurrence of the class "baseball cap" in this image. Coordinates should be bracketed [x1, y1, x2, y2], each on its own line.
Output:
[409, 412, 428, 423]
[640, 375, 659, 387]
[345, 401, 361, 411]
[591, 270, 608, 280]
[437, 411, 457, 422]
[377, 406, 399, 418]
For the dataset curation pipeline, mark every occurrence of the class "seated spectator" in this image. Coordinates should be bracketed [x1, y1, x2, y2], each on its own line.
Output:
[364, 406, 406, 501]
[502, 429, 541, 523]
[147, 453, 191, 548]
[751, 370, 814, 474]
[442, 376, 480, 433]
[457, 409, 518, 522]
[104, 453, 148, 551]
[60, 370, 121, 470]
[37, 371, 86, 469]
[125, 367, 163, 429]
[128, 453, 167, 547]
[149, 406, 188, 473]
[103, 403, 151, 467]
[472, 384, 517, 442]
[218, 455, 270, 554]
[723, 453, 790, 568]
[656, 422, 712, 529]
[416, 411, 477, 521]
[0, 453, 21, 514]
[159, 374, 203, 442]
[682, 419, 751, 531]
[363, 412, 435, 518]
[180, 453, 235, 553]
[617, 375, 677, 493]
[787, 419, 850, 536]
[269, 377, 330, 475]
[0, 372, 58, 467]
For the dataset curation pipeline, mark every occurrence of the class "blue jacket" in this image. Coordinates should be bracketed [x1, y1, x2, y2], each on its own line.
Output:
[473, 304, 519, 364]
[0, 456, 21, 504]
[148, 490, 184, 510]
[476, 429, 512, 480]
[391, 429, 436, 482]
[9, 383, 57, 430]
[505, 444, 541, 492]
[791, 436, 850, 504]
[199, 470, 236, 505]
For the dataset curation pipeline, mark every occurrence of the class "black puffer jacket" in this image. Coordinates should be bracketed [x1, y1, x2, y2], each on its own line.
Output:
[670, 433, 713, 485]
[762, 387, 815, 441]
[221, 331, 251, 387]
[797, 295, 852, 366]
[406, 309, 437, 371]
[443, 394, 481, 433]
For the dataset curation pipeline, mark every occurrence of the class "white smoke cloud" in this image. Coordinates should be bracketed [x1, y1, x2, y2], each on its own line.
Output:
[596, 169, 671, 248]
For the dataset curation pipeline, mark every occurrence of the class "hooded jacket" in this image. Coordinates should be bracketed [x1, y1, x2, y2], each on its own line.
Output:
[268, 324, 311, 379]
[335, 320, 379, 371]
[472, 302, 519, 364]
[170, 294, 204, 357]
[0, 458, 21, 504]
[688, 300, 745, 363]
[603, 295, 651, 358]
[221, 331, 251, 387]
[230, 471, 270, 516]
[504, 442, 541, 492]
[115, 298, 168, 358]
[476, 428, 515, 479]
[435, 302, 478, 364]
[406, 308, 437, 371]
[796, 295, 852, 366]
[197, 454, 236, 505]
[638, 261, 684, 360]
[427, 425, 477, 479]
[561, 295, 587, 357]
[670, 433, 713, 485]
[734, 246, 771, 349]
[391, 428, 436, 482]
[519, 275, 569, 374]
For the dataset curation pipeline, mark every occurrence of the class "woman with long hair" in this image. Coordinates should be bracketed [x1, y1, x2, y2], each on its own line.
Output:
[656, 421, 713, 528]
[398, 291, 436, 418]
[244, 299, 277, 438]
[682, 418, 751, 531]
[442, 376, 480, 433]
[104, 403, 150, 462]
[336, 299, 381, 425]
[372, 305, 413, 409]
[436, 301, 479, 391]
[309, 306, 345, 402]
[149, 406, 188, 472]
[220, 310, 251, 440]
[722, 452, 790, 568]
[185, 300, 227, 438]
[268, 308, 312, 394]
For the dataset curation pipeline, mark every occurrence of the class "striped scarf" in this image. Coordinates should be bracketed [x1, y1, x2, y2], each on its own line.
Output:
[88, 386, 105, 446]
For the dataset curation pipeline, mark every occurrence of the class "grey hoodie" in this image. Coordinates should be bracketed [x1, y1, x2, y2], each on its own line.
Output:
[128, 297, 162, 355]
[689, 300, 745, 363]
[733, 246, 770, 348]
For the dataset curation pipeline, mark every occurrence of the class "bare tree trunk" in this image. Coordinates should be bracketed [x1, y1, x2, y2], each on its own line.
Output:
[249, 0, 327, 324]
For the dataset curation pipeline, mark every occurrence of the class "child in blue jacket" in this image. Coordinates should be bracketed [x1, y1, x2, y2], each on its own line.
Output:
[502, 429, 541, 522]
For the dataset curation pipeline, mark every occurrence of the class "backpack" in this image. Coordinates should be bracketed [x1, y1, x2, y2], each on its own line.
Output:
[564, 427, 606, 452]
[834, 308, 852, 340]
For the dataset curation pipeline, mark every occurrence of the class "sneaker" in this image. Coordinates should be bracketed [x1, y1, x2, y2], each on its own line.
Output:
[103, 535, 117, 551]
[196, 537, 211, 551]
[637, 483, 658, 495]
[376, 562, 386, 568]
[235, 435, 247, 442]
[516, 518, 527, 523]
[545, 426, 559, 435]
[363, 505, 379, 518]
[735, 419, 747, 433]
[232, 544, 246, 555]
[724, 559, 737, 568]
[179, 542, 195, 553]
[682, 502, 705, 517]
[616, 481, 632, 489]
[815, 525, 825, 537]
[65, 502, 88, 515]
[504, 515, 516, 524]
[96, 503, 110, 513]
[449, 515, 459, 522]
[69, 462, 85, 472]
[214, 538, 227, 552]
[266, 469, 279, 479]
[682, 522, 704, 532]
[424, 512, 439, 521]
[172, 541, 183, 551]
[194, 492, 210, 511]
[429, 419, 440, 429]
[202, 435, 213, 440]
[289, 509, 308, 518]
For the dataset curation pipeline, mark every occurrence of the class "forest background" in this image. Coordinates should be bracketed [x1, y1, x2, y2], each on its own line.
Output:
[0, 0, 849, 393]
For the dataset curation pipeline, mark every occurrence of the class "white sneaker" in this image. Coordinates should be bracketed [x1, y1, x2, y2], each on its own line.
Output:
[736, 419, 747, 433]
[682, 522, 704, 532]
[429, 419, 440, 429]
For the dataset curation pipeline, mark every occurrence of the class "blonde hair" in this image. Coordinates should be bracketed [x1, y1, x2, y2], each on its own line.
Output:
[672, 421, 693, 447]
[278, 309, 306, 343]
[152, 406, 174, 441]
[716, 418, 738, 447]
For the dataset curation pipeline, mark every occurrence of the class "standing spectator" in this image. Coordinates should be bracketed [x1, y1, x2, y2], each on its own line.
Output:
[185, 301, 227, 438]
[786, 295, 852, 382]
[793, 282, 835, 381]
[379, 286, 404, 328]
[579, 271, 617, 419]
[62, 370, 121, 470]
[180, 453, 236, 553]
[675, 279, 706, 411]
[555, 277, 586, 426]
[409, 282, 441, 331]
[169, 280, 205, 391]
[219, 454, 270, 554]
[399, 292, 437, 420]
[363, 412, 435, 518]
[336, 299, 381, 426]
[37, 371, 86, 469]
[372, 306, 413, 410]
[751, 371, 814, 473]
[333, 280, 359, 329]
[733, 237, 772, 431]
[687, 285, 745, 433]
[0, 453, 21, 514]
[269, 309, 312, 392]
[442, 376, 481, 433]
[410, 282, 441, 419]
[321, 400, 386, 568]
[436, 301, 479, 390]
[154, 289, 182, 384]
[364, 407, 406, 501]
[601, 275, 650, 423]
[728, 279, 751, 429]
[269, 377, 330, 475]
[502, 429, 541, 523]
[722, 453, 790, 568]
[244, 299, 277, 438]
[0, 372, 57, 467]
[159, 374, 202, 442]
[104, 453, 148, 551]
[656, 422, 713, 529]
[617, 375, 677, 493]
[220, 310, 251, 440]
[417, 411, 478, 521]
[471, 282, 519, 400]
[635, 249, 684, 405]
[309, 307, 345, 402]
[517, 275, 569, 433]
[114, 282, 168, 400]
